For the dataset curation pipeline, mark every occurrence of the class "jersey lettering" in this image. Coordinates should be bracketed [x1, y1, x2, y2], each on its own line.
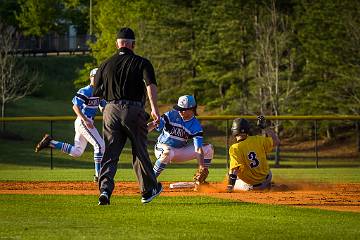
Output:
[248, 151, 260, 168]
[88, 98, 100, 106]
[157, 110, 203, 148]
[169, 126, 188, 139]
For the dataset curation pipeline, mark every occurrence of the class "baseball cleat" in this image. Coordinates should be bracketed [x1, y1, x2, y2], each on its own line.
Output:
[141, 182, 163, 204]
[193, 180, 209, 192]
[98, 191, 110, 205]
[93, 175, 99, 183]
[35, 134, 52, 152]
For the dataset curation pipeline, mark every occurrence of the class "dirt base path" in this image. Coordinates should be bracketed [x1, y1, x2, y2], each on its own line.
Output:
[1, 181, 359, 213]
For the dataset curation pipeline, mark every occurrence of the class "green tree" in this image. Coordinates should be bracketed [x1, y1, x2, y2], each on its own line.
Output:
[331, 0, 360, 115]
[195, 0, 256, 113]
[16, 0, 63, 36]
[152, 0, 199, 103]
[88, 0, 198, 104]
[0, 0, 20, 27]
[63, 0, 91, 35]
[80, 0, 160, 88]
[0, 22, 39, 131]
[89, 0, 158, 61]
[16, 0, 90, 36]
[294, 0, 349, 115]
[252, 0, 298, 117]
[292, 0, 359, 139]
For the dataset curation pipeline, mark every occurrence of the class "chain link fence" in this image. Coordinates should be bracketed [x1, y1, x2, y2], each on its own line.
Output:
[1, 115, 359, 170]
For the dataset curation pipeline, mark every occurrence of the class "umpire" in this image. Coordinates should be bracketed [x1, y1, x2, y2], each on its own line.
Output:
[93, 27, 162, 205]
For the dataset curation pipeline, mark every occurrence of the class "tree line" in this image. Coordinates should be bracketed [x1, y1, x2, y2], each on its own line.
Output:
[2, 0, 360, 139]
[87, 1, 360, 117]
[88, 0, 360, 139]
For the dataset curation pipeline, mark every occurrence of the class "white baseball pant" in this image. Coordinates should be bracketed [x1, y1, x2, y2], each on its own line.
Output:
[69, 117, 105, 158]
[234, 171, 272, 191]
[154, 143, 214, 165]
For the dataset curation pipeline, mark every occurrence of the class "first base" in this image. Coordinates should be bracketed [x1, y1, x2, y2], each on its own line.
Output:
[169, 182, 195, 189]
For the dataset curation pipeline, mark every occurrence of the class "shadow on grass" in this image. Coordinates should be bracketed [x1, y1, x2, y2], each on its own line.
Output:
[0, 143, 229, 169]
[0, 155, 229, 169]
[0, 153, 95, 169]
[157, 200, 246, 206]
[269, 157, 360, 168]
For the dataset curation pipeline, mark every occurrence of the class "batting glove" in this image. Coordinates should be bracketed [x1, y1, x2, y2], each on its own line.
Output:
[227, 173, 237, 193]
[226, 185, 234, 193]
[257, 115, 266, 129]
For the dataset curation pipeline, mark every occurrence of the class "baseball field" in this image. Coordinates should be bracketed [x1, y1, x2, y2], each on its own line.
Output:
[0, 138, 359, 240]
[1, 56, 359, 239]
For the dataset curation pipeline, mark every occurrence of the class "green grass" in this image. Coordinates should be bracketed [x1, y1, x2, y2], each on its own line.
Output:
[0, 195, 359, 240]
[6, 96, 75, 117]
[24, 56, 92, 101]
[0, 168, 359, 184]
[1, 56, 360, 240]
[271, 168, 360, 183]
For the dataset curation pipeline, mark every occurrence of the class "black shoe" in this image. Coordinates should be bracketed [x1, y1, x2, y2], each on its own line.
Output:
[98, 191, 110, 205]
[141, 183, 163, 204]
[35, 134, 52, 152]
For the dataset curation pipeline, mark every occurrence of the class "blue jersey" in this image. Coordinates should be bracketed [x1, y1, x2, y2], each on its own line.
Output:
[72, 85, 106, 119]
[156, 110, 203, 148]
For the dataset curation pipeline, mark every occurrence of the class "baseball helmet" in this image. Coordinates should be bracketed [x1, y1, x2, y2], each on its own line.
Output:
[89, 68, 98, 77]
[173, 95, 197, 111]
[231, 118, 250, 136]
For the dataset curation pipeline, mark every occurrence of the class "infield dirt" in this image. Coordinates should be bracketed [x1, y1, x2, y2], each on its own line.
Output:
[0, 181, 359, 213]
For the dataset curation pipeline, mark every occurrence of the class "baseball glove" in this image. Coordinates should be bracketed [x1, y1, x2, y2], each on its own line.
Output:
[257, 115, 267, 129]
[193, 167, 209, 184]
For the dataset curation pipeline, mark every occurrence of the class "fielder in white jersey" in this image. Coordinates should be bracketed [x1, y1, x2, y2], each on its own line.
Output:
[148, 95, 214, 190]
[35, 68, 106, 182]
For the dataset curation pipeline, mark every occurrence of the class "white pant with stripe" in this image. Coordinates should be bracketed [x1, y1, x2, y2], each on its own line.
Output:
[154, 143, 214, 164]
[70, 117, 105, 158]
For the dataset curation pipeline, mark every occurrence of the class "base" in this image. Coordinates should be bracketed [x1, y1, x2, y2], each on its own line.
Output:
[169, 182, 195, 189]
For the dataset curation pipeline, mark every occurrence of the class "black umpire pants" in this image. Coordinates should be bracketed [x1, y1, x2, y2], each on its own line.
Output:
[99, 102, 158, 197]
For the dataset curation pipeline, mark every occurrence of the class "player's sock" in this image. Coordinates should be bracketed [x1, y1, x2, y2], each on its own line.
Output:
[153, 160, 167, 177]
[94, 162, 101, 177]
[204, 158, 211, 169]
[94, 152, 102, 177]
[50, 140, 73, 154]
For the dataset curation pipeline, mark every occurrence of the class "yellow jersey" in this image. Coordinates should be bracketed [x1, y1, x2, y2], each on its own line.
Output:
[229, 135, 273, 185]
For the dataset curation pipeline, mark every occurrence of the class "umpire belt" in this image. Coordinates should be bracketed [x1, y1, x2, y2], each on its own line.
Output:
[109, 99, 144, 108]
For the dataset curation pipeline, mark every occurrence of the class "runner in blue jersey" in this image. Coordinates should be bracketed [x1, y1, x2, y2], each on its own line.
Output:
[148, 95, 214, 190]
[35, 68, 106, 182]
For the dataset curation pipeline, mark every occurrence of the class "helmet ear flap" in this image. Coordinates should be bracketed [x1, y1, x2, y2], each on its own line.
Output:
[231, 121, 240, 136]
[231, 118, 250, 136]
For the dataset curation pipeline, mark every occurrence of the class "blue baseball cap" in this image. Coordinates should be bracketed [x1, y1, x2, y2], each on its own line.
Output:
[89, 68, 98, 77]
[173, 95, 197, 111]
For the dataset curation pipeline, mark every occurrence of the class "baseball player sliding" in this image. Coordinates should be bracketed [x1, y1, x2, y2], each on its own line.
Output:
[148, 95, 214, 191]
[227, 116, 280, 192]
[35, 68, 106, 182]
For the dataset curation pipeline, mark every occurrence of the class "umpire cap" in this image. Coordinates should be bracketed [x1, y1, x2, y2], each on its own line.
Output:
[117, 27, 135, 40]
[231, 118, 250, 136]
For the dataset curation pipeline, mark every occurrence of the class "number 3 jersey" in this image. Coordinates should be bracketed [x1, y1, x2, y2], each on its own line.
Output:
[155, 109, 203, 149]
[229, 136, 273, 185]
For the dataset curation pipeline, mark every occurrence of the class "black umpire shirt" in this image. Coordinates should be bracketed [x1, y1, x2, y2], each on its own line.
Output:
[93, 47, 157, 104]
